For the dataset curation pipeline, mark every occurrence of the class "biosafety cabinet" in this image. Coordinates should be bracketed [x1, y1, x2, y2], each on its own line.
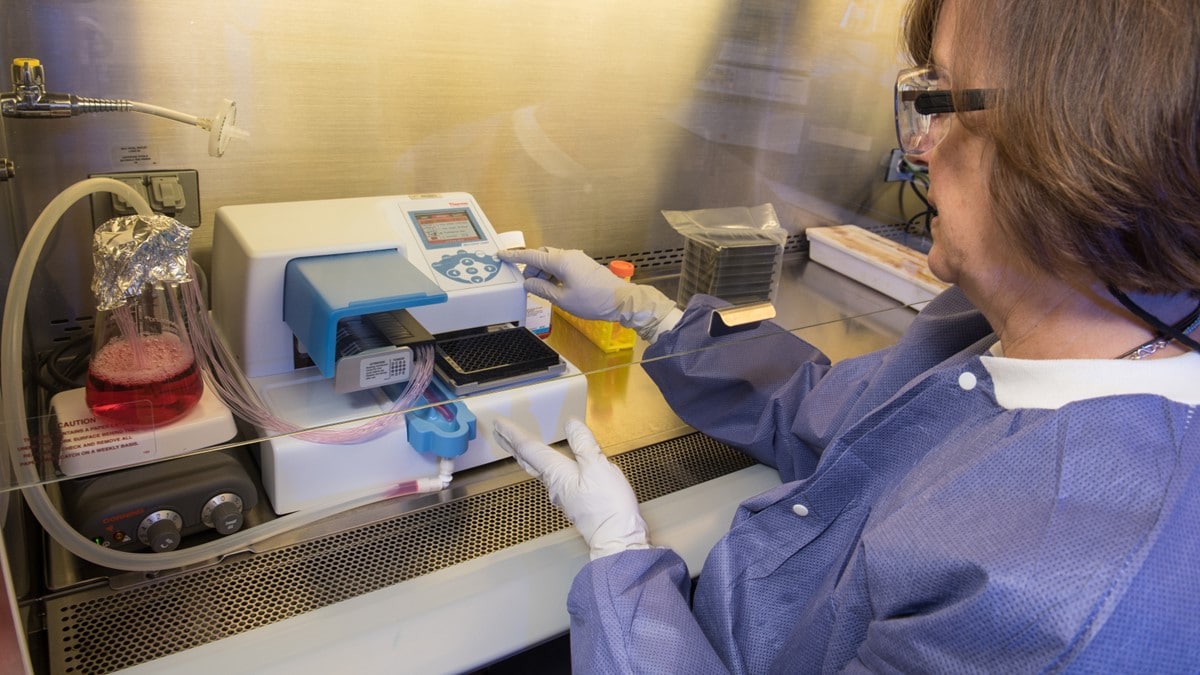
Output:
[0, 0, 927, 671]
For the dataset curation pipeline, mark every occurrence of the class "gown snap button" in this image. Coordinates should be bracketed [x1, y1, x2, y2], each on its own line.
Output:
[958, 371, 978, 390]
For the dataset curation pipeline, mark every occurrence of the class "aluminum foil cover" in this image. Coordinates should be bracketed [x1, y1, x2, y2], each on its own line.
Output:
[91, 214, 192, 311]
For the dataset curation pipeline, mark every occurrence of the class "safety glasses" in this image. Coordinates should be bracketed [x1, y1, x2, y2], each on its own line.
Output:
[895, 65, 991, 155]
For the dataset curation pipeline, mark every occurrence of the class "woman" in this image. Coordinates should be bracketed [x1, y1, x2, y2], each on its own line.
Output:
[494, 0, 1200, 671]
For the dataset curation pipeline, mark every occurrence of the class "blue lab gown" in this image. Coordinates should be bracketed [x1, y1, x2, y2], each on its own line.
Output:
[566, 287, 1200, 673]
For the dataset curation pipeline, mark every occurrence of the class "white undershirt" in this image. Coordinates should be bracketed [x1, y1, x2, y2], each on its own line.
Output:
[981, 350, 1200, 410]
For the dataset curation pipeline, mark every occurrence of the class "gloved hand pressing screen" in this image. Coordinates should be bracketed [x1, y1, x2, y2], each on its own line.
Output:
[497, 247, 679, 342]
[493, 417, 651, 560]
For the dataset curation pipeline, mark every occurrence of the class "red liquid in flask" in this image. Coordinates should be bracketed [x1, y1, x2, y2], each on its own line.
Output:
[85, 333, 204, 428]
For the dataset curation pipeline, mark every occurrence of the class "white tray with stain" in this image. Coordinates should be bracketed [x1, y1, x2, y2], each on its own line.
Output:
[806, 225, 949, 306]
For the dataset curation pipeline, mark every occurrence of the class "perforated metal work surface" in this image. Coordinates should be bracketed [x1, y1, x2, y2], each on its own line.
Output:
[46, 432, 757, 675]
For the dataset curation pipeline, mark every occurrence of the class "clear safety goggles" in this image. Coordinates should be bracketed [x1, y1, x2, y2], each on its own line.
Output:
[895, 65, 990, 155]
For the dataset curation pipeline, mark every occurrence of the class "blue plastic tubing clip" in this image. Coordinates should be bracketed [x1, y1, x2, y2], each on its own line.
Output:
[404, 379, 476, 458]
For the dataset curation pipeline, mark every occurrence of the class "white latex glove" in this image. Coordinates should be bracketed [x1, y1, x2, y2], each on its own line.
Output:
[497, 247, 680, 342]
[493, 417, 651, 560]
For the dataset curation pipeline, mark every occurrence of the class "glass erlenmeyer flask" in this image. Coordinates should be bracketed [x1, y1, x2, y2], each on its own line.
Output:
[85, 281, 203, 428]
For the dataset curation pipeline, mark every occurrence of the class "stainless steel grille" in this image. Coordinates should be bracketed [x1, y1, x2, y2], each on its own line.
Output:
[46, 432, 757, 674]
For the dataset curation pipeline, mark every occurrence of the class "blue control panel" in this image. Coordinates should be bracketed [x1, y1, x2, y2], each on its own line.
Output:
[429, 249, 502, 285]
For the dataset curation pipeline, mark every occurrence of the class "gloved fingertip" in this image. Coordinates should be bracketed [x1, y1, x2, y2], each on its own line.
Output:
[491, 418, 521, 451]
[523, 267, 553, 282]
[492, 423, 542, 478]
[564, 418, 603, 461]
[523, 277, 560, 302]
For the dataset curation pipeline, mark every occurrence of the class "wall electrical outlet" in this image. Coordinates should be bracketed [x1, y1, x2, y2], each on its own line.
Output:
[884, 148, 913, 182]
[88, 169, 201, 229]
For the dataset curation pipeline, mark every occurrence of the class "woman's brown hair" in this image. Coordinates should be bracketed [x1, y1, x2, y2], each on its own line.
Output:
[902, 0, 1200, 293]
